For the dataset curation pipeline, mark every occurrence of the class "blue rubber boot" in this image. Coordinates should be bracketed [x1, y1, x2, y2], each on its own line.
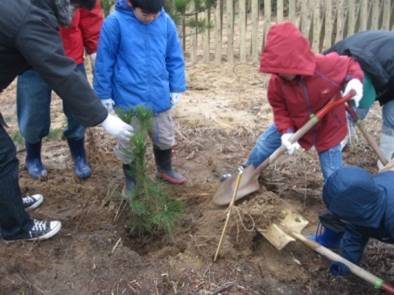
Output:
[67, 138, 92, 179]
[308, 224, 344, 249]
[25, 140, 47, 179]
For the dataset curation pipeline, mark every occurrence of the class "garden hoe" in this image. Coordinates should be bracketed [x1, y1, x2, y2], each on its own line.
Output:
[258, 210, 394, 294]
[213, 91, 356, 206]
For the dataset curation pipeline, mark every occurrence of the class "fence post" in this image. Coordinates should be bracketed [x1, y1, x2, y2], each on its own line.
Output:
[323, 0, 333, 50]
[335, 0, 345, 42]
[312, 0, 321, 51]
[251, 0, 259, 63]
[262, 0, 272, 49]
[215, 0, 222, 64]
[382, 0, 391, 30]
[203, 9, 210, 63]
[371, 0, 381, 30]
[190, 1, 198, 63]
[347, 0, 355, 37]
[277, 0, 283, 22]
[359, 0, 368, 31]
[239, 0, 247, 63]
[301, 0, 311, 39]
[226, 0, 234, 63]
[288, 0, 296, 25]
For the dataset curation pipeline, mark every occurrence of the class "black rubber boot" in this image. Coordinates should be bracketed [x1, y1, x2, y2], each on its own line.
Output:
[67, 138, 91, 179]
[25, 140, 47, 179]
[153, 146, 187, 185]
[122, 164, 136, 199]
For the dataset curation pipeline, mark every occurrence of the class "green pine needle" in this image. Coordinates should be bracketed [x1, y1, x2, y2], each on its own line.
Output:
[117, 106, 184, 237]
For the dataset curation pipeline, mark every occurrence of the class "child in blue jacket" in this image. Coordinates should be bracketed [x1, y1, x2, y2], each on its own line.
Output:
[94, 0, 187, 194]
[322, 166, 394, 276]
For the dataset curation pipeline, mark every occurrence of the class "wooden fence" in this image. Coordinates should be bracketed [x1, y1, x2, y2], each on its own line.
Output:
[182, 0, 394, 64]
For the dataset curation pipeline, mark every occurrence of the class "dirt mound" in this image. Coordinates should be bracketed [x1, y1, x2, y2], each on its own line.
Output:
[1, 63, 392, 294]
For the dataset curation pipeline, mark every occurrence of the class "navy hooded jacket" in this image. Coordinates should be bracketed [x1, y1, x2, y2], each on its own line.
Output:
[323, 166, 394, 264]
[325, 31, 394, 106]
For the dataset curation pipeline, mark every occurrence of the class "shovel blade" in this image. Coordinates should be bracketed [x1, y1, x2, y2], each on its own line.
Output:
[213, 166, 260, 206]
[258, 210, 309, 250]
[260, 224, 295, 250]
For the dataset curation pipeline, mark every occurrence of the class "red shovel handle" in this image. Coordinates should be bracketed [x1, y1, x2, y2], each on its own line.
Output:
[316, 90, 356, 120]
[382, 282, 394, 294]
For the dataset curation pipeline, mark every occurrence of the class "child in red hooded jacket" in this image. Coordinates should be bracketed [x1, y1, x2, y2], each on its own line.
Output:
[222, 21, 364, 248]
[239, 21, 364, 181]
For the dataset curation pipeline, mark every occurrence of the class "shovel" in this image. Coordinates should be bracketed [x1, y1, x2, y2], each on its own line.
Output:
[213, 91, 356, 206]
[346, 105, 388, 166]
[259, 210, 394, 294]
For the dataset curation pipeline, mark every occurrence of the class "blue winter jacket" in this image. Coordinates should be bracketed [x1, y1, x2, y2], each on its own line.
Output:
[93, 0, 186, 113]
[323, 166, 394, 264]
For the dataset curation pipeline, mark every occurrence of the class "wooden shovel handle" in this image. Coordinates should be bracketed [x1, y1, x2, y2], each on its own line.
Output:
[292, 232, 394, 294]
[253, 91, 356, 176]
[345, 105, 388, 166]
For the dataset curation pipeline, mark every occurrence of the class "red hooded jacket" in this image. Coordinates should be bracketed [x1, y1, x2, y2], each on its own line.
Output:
[59, 1, 103, 64]
[260, 22, 364, 152]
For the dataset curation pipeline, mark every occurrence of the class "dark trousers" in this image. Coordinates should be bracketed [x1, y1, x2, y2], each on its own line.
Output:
[0, 123, 31, 239]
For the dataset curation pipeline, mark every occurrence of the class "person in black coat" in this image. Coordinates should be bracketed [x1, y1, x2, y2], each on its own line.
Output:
[0, 0, 134, 242]
[325, 31, 394, 167]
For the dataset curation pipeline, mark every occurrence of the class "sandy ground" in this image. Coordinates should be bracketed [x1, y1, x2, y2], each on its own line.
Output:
[0, 62, 392, 294]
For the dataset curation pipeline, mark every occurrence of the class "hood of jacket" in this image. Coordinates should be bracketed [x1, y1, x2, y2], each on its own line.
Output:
[323, 166, 386, 228]
[260, 21, 316, 76]
[115, 0, 131, 12]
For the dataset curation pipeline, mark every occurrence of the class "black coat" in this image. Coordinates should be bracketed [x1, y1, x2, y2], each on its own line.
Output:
[325, 30, 394, 106]
[0, 0, 107, 127]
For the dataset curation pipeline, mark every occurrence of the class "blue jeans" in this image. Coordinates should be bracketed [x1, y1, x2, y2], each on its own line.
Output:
[356, 99, 394, 136]
[16, 64, 86, 143]
[246, 123, 342, 181]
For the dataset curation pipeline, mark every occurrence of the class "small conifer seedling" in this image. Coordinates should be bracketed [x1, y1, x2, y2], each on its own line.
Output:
[117, 106, 184, 237]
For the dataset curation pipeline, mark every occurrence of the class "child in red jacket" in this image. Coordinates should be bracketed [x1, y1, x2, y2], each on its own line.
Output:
[242, 21, 364, 181]
[223, 22, 364, 247]
[16, 1, 103, 180]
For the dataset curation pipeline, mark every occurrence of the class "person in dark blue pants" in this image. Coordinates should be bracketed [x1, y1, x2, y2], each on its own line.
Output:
[321, 165, 394, 276]
[16, 2, 103, 180]
[17, 65, 88, 179]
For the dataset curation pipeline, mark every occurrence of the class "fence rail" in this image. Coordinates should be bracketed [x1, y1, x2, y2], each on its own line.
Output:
[182, 0, 394, 64]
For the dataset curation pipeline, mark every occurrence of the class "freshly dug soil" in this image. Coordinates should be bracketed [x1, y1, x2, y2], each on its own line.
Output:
[0, 64, 391, 294]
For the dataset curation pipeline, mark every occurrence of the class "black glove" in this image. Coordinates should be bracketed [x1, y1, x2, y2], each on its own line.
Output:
[319, 211, 346, 233]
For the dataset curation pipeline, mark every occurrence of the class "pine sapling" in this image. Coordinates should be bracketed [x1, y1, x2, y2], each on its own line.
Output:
[117, 106, 184, 237]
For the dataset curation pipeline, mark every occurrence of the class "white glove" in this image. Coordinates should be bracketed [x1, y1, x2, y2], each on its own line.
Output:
[101, 113, 134, 142]
[170, 92, 183, 105]
[344, 79, 363, 107]
[90, 53, 97, 71]
[101, 98, 115, 113]
[281, 133, 301, 155]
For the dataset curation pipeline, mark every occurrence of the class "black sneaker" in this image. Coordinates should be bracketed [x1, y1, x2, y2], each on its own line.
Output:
[3, 219, 62, 242]
[22, 194, 44, 210]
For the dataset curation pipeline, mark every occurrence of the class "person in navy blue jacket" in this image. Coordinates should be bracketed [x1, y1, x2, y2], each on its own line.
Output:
[322, 165, 394, 276]
[94, 0, 187, 196]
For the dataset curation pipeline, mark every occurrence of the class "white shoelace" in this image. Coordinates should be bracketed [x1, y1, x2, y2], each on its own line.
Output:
[31, 220, 47, 234]
[23, 196, 34, 205]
